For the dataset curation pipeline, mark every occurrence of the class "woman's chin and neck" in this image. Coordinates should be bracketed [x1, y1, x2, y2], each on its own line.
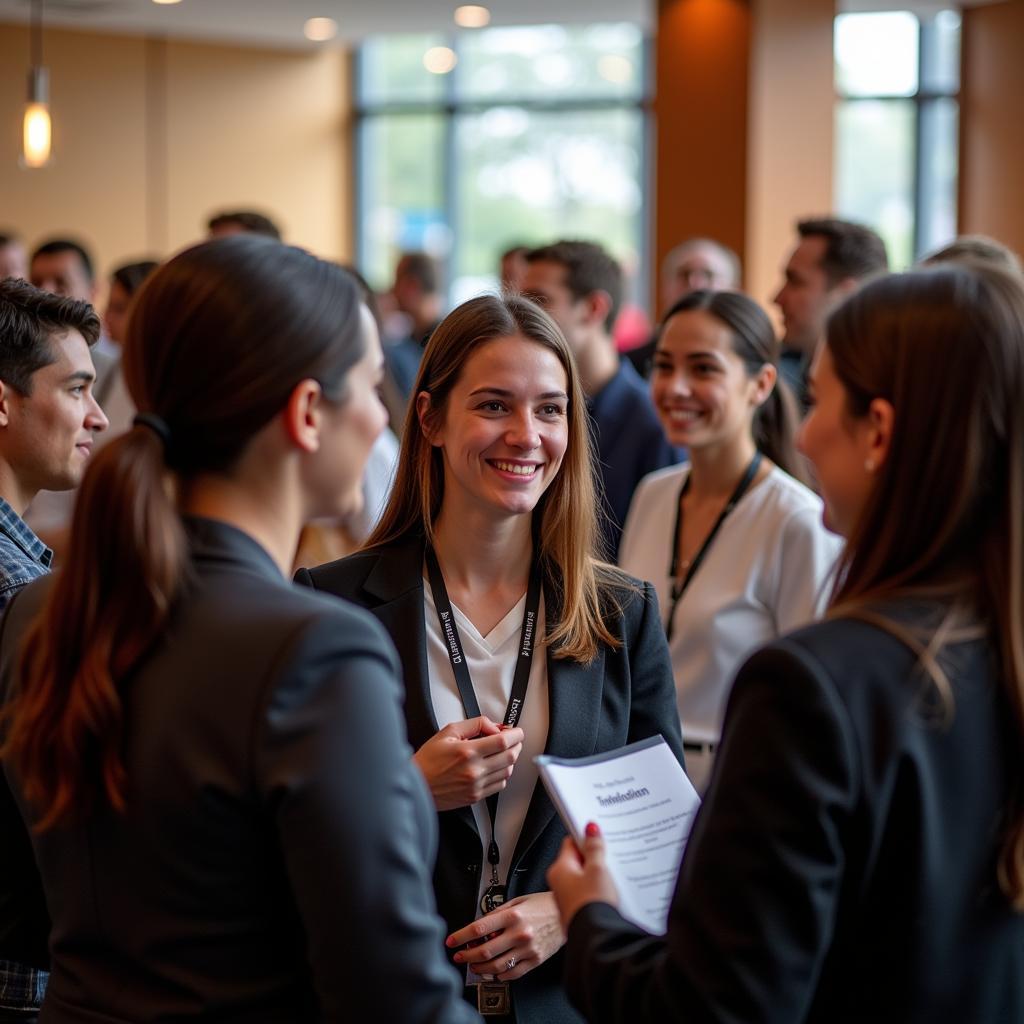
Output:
[432, 489, 536, 592]
[685, 428, 762, 498]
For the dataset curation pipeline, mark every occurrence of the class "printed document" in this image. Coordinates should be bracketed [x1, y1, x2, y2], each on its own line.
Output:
[536, 735, 699, 934]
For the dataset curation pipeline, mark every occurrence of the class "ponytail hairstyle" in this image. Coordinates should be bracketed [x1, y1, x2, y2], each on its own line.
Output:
[367, 292, 630, 663]
[3, 236, 365, 830]
[824, 263, 1024, 911]
[660, 289, 808, 484]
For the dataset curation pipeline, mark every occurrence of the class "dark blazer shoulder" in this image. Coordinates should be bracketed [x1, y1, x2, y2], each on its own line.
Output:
[296, 536, 424, 607]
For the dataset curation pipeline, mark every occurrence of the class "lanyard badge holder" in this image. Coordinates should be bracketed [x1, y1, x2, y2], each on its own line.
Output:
[425, 546, 542, 1016]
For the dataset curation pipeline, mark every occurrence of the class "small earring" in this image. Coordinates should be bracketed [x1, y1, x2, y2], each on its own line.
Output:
[864, 458, 876, 473]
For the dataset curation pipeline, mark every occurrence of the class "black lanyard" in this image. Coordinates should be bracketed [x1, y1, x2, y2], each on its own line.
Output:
[665, 451, 763, 642]
[424, 545, 543, 914]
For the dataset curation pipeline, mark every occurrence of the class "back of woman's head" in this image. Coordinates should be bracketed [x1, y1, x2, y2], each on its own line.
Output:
[111, 260, 159, 297]
[826, 261, 1024, 909]
[5, 236, 365, 830]
[662, 290, 805, 481]
[828, 262, 1024, 603]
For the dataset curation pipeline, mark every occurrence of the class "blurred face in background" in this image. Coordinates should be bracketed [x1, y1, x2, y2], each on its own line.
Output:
[661, 242, 737, 312]
[103, 279, 132, 346]
[0, 241, 28, 282]
[30, 250, 94, 303]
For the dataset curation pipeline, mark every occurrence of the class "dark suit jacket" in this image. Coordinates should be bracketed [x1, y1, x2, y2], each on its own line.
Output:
[564, 611, 1024, 1023]
[0, 518, 476, 1024]
[296, 535, 684, 1024]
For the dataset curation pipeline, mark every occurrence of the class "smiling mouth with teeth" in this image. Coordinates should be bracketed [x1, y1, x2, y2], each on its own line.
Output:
[491, 460, 539, 476]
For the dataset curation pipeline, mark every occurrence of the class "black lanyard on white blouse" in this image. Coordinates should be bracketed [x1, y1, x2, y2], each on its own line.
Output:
[424, 545, 543, 914]
[665, 451, 762, 643]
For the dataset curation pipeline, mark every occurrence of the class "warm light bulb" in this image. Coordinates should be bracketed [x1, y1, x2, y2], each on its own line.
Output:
[454, 5, 490, 28]
[23, 102, 51, 168]
[304, 17, 338, 42]
[152, 0, 183, 5]
[423, 46, 457, 74]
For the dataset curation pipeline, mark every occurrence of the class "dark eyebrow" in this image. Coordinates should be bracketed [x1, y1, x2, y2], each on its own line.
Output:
[685, 351, 725, 362]
[63, 370, 95, 385]
[468, 387, 568, 401]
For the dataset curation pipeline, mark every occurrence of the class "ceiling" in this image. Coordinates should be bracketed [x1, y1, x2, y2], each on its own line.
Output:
[0, 0, 1003, 49]
[0, 0, 652, 48]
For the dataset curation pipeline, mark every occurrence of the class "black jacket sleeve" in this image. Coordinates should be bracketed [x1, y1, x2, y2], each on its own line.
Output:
[254, 612, 478, 1024]
[564, 641, 856, 1024]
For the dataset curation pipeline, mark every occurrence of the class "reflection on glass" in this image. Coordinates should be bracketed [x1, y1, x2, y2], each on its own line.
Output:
[835, 100, 915, 268]
[457, 23, 644, 101]
[451, 107, 643, 301]
[920, 10, 961, 94]
[918, 99, 959, 256]
[358, 114, 446, 289]
[834, 12, 919, 97]
[360, 33, 448, 104]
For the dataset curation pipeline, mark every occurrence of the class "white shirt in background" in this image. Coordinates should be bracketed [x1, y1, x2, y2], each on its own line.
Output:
[620, 463, 843, 749]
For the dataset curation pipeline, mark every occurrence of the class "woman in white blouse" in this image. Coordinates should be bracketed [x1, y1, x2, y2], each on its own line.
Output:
[619, 289, 841, 792]
[298, 293, 683, 1023]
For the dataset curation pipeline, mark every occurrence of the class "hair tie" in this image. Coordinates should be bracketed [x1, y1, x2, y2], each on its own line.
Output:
[133, 413, 172, 450]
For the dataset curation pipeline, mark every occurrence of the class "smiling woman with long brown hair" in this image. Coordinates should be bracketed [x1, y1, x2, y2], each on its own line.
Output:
[298, 292, 683, 1023]
[549, 260, 1024, 1024]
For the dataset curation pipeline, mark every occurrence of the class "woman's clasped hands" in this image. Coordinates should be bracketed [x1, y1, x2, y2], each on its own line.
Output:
[447, 891, 565, 982]
[413, 715, 525, 811]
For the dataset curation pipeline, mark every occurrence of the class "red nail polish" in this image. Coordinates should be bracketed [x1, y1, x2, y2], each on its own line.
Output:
[585, 821, 600, 837]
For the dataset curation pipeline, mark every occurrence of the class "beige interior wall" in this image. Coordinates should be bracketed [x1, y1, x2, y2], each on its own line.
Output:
[745, 0, 835, 315]
[0, 23, 350, 291]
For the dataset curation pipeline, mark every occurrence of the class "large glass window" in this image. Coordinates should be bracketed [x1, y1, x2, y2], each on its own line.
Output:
[356, 24, 648, 303]
[834, 10, 960, 267]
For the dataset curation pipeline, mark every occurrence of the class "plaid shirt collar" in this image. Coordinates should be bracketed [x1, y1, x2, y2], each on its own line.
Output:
[0, 496, 53, 570]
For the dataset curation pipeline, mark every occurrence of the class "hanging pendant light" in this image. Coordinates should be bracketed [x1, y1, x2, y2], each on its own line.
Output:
[23, 0, 51, 168]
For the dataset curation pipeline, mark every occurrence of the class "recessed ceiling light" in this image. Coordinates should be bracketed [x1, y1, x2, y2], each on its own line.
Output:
[304, 17, 338, 42]
[152, 0, 183, 5]
[423, 46, 458, 74]
[454, 5, 490, 28]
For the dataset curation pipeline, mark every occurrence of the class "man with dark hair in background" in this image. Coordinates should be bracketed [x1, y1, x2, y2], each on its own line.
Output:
[0, 277, 108, 1022]
[381, 251, 444, 423]
[206, 210, 282, 240]
[499, 244, 529, 292]
[0, 234, 27, 283]
[523, 240, 681, 557]
[773, 217, 888, 406]
[27, 238, 122, 554]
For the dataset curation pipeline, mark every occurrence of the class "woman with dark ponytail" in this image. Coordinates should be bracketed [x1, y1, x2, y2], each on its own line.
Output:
[618, 289, 841, 792]
[0, 236, 477, 1023]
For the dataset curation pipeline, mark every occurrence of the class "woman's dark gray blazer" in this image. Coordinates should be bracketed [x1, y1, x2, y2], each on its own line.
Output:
[0, 518, 476, 1024]
[296, 534, 685, 1024]
[562, 611, 1024, 1024]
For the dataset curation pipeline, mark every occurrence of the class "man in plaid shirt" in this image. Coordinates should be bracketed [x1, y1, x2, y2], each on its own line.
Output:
[0, 278, 107, 1021]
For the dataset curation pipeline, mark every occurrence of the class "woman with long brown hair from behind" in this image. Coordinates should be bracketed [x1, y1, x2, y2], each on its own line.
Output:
[0, 236, 478, 1023]
[549, 261, 1024, 1022]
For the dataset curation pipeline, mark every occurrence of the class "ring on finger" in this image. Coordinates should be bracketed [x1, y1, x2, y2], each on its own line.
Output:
[505, 955, 516, 972]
